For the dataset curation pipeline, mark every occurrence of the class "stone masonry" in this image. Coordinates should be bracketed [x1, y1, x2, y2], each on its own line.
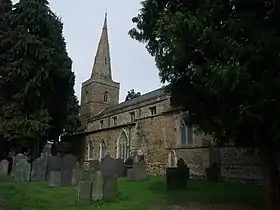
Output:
[75, 13, 264, 182]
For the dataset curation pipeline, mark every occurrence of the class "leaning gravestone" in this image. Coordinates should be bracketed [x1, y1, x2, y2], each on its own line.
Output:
[91, 170, 104, 201]
[61, 154, 77, 186]
[133, 160, 148, 181]
[14, 158, 31, 182]
[77, 181, 92, 205]
[0, 159, 9, 177]
[100, 155, 117, 200]
[31, 155, 47, 182]
[48, 155, 62, 186]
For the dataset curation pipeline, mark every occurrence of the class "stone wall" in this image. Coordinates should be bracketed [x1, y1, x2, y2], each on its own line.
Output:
[219, 147, 262, 181]
[81, 93, 269, 181]
[83, 95, 207, 175]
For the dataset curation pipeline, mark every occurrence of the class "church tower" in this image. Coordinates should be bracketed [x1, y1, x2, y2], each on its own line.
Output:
[80, 13, 120, 127]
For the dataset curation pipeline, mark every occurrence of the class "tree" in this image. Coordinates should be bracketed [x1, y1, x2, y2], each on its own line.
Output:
[0, 0, 12, 100]
[0, 0, 13, 160]
[129, 0, 280, 209]
[0, 0, 80, 156]
[125, 89, 141, 101]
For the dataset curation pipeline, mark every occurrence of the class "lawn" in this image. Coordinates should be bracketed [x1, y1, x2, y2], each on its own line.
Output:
[0, 176, 263, 210]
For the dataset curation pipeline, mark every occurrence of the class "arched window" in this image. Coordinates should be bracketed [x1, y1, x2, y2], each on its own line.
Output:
[179, 118, 193, 145]
[118, 132, 129, 160]
[103, 91, 109, 102]
[87, 141, 94, 159]
[100, 140, 106, 160]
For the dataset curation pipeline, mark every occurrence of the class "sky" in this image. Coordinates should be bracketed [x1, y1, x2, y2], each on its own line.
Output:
[12, 0, 163, 103]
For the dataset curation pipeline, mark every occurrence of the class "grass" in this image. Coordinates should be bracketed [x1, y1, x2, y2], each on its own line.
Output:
[0, 176, 263, 210]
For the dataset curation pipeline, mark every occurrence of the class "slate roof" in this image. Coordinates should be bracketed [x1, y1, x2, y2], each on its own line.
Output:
[99, 87, 167, 115]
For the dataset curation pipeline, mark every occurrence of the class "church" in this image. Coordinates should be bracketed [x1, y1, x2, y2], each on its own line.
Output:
[76, 14, 262, 179]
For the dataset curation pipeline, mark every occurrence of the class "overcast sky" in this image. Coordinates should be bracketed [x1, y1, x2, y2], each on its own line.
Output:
[12, 0, 162, 103]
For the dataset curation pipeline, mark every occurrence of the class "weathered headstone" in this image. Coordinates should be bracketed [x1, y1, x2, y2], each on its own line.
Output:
[72, 162, 82, 185]
[77, 181, 92, 205]
[11, 153, 24, 177]
[124, 157, 133, 176]
[166, 158, 188, 190]
[31, 156, 47, 182]
[133, 152, 140, 163]
[91, 170, 104, 201]
[103, 176, 117, 200]
[43, 143, 52, 156]
[14, 158, 31, 182]
[127, 168, 134, 181]
[115, 159, 124, 178]
[0, 159, 9, 177]
[205, 162, 220, 181]
[48, 155, 62, 186]
[133, 160, 148, 181]
[100, 155, 116, 178]
[100, 155, 117, 200]
[61, 154, 77, 186]
[89, 160, 100, 172]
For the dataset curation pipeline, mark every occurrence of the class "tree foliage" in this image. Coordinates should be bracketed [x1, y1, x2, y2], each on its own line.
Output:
[125, 89, 141, 101]
[0, 0, 80, 153]
[130, 0, 280, 208]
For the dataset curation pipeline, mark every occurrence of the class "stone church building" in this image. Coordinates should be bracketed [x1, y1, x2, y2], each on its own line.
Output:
[76, 14, 262, 181]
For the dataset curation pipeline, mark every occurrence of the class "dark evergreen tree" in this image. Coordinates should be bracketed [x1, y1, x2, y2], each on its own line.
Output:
[129, 0, 280, 209]
[0, 0, 79, 156]
[0, 0, 13, 160]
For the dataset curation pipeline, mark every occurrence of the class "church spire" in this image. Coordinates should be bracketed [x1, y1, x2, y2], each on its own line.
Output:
[91, 12, 112, 80]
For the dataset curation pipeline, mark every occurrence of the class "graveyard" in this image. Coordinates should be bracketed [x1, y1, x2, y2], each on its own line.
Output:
[0, 176, 262, 210]
[0, 145, 263, 210]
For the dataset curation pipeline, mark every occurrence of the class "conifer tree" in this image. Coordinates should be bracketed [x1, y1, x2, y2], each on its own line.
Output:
[0, 0, 79, 154]
[130, 0, 280, 208]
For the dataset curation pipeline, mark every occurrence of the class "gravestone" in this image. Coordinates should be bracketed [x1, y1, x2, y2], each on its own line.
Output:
[48, 155, 62, 186]
[133, 160, 148, 181]
[166, 158, 188, 190]
[100, 155, 116, 177]
[77, 181, 92, 205]
[61, 154, 77, 186]
[11, 153, 25, 177]
[126, 168, 134, 181]
[14, 158, 31, 182]
[115, 159, 124, 178]
[91, 170, 104, 201]
[100, 155, 117, 200]
[205, 162, 220, 181]
[0, 159, 9, 177]
[89, 160, 100, 172]
[133, 152, 140, 163]
[72, 162, 82, 185]
[31, 154, 47, 182]
[43, 143, 52, 156]
[124, 157, 133, 176]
